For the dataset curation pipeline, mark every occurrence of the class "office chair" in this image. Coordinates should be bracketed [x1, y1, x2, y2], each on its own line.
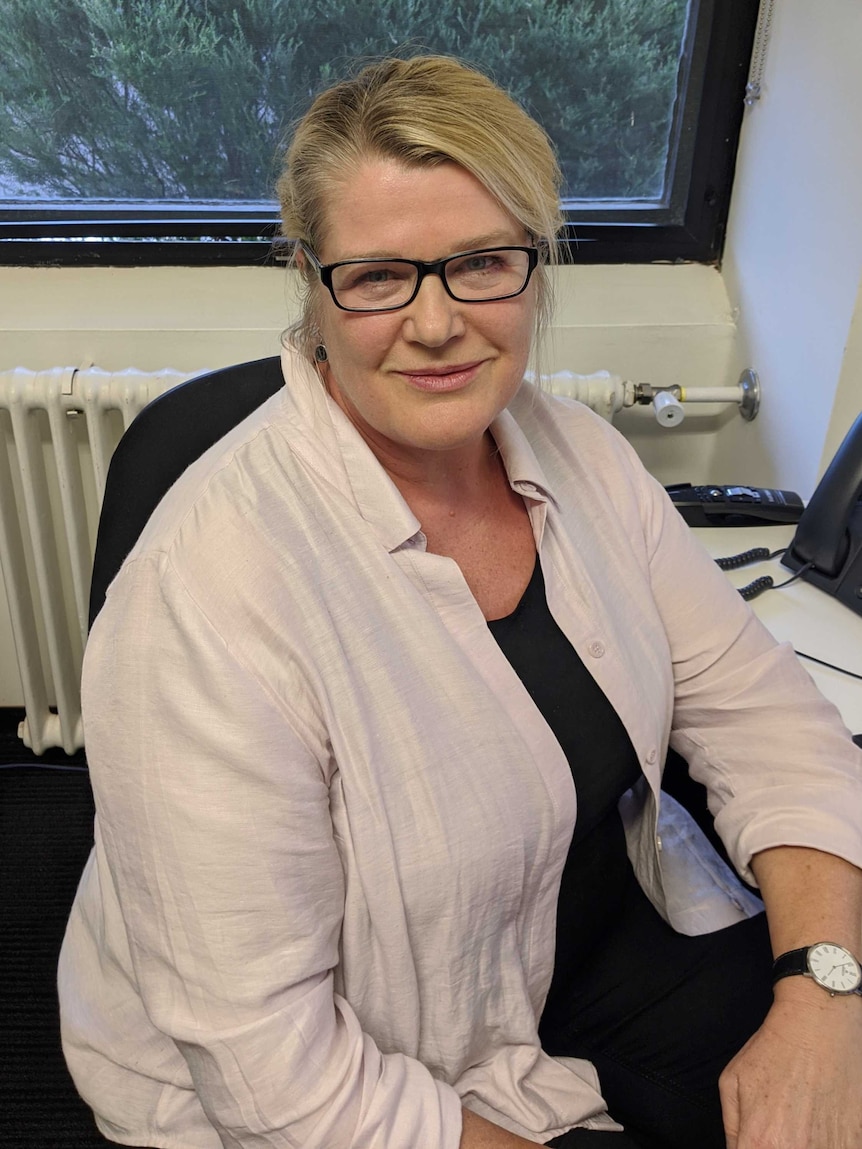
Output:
[88, 355, 284, 630]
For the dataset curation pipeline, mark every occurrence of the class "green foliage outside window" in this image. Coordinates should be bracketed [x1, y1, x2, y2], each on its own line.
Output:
[0, 0, 690, 204]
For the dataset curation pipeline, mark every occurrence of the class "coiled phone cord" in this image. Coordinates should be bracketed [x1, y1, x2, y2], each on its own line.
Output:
[714, 547, 813, 602]
[738, 575, 775, 601]
[715, 547, 774, 570]
[713, 548, 862, 683]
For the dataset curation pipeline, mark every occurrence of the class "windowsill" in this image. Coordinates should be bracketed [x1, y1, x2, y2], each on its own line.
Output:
[0, 261, 735, 367]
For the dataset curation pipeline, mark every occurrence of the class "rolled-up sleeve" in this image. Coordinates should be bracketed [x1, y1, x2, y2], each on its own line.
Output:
[632, 464, 862, 886]
[83, 552, 463, 1149]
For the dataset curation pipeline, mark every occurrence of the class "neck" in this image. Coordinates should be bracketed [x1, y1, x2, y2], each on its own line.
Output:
[379, 432, 502, 512]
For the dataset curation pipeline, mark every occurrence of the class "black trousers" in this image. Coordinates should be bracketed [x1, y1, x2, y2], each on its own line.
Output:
[541, 879, 774, 1149]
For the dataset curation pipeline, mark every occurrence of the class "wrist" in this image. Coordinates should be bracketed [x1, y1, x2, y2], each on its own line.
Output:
[772, 941, 862, 997]
[772, 975, 862, 1009]
[771, 971, 862, 1030]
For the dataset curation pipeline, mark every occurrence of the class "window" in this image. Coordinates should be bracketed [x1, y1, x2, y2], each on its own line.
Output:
[0, 0, 757, 266]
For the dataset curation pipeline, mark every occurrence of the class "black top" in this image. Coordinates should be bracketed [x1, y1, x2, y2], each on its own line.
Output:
[488, 558, 644, 994]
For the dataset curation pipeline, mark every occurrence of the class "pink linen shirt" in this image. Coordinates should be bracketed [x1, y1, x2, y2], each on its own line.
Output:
[59, 344, 862, 1148]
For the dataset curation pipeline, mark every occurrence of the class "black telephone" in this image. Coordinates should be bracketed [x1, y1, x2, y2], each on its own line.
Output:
[782, 411, 862, 617]
[665, 484, 804, 527]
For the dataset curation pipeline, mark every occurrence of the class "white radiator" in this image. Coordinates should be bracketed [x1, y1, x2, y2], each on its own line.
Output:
[0, 367, 193, 753]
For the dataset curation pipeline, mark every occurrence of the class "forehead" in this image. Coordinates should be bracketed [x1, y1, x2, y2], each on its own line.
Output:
[318, 158, 523, 263]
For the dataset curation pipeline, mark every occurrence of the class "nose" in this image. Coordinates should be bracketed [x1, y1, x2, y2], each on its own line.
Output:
[400, 271, 465, 347]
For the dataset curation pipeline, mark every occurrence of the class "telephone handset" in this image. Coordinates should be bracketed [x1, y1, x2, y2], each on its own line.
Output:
[782, 411, 862, 616]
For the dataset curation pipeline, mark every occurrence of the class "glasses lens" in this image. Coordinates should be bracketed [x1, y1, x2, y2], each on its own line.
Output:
[330, 260, 417, 310]
[444, 248, 531, 300]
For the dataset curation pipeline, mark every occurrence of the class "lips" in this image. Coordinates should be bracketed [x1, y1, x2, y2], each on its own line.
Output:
[398, 360, 485, 392]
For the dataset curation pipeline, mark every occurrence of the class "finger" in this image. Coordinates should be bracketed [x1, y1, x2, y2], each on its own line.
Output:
[719, 1069, 740, 1149]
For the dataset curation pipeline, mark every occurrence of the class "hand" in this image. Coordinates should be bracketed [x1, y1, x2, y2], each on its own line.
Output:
[719, 980, 862, 1149]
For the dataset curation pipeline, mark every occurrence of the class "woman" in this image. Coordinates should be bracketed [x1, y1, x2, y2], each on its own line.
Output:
[59, 56, 862, 1149]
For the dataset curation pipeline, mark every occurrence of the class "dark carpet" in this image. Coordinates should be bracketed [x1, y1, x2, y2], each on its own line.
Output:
[0, 708, 114, 1148]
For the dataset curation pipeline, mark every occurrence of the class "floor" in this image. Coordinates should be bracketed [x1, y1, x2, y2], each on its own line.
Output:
[0, 708, 112, 1148]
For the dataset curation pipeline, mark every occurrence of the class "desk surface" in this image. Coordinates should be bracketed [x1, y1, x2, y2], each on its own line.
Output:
[695, 524, 862, 734]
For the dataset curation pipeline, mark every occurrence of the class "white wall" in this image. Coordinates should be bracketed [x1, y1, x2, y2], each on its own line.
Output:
[720, 0, 862, 492]
[822, 274, 862, 469]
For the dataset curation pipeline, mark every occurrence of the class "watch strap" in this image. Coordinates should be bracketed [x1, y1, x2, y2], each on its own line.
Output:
[772, 946, 809, 984]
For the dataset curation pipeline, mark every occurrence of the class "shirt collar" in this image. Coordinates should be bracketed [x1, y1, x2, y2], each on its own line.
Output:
[490, 388, 558, 508]
[278, 344, 422, 552]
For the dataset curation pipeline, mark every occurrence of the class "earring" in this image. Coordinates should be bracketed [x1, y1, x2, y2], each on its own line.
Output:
[314, 343, 328, 362]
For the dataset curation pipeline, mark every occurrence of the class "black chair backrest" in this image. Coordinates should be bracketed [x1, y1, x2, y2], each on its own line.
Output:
[88, 355, 284, 629]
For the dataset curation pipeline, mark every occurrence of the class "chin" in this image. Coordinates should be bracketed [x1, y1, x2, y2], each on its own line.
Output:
[401, 409, 499, 452]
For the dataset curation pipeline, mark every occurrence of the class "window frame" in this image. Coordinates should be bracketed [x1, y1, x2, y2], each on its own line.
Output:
[0, 0, 757, 268]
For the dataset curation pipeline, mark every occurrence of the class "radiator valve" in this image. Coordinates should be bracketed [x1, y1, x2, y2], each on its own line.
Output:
[635, 385, 685, 427]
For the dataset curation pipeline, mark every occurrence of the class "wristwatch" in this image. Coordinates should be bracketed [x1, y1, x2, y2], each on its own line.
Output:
[772, 942, 862, 996]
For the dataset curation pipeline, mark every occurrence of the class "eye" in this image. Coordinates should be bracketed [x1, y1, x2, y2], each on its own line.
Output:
[453, 252, 505, 275]
[446, 250, 526, 298]
[335, 261, 414, 296]
[358, 267, 395, 285]
[341, 265, 392, 288]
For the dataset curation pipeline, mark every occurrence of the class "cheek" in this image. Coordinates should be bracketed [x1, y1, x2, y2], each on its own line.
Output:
[517, 294, 539, 367]
[495, 296, 535, 364]
[322, 313, 398, 372]
[513, 304, 535, 347]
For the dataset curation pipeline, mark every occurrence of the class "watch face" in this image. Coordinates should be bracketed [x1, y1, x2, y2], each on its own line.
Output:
[807, 943, 862, 993]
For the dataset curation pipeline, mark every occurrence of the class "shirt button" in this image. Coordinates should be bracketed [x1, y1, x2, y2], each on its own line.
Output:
[588, 640, 605, 658]
[646, 748, 658, 764]
[656, 834, 663, 852]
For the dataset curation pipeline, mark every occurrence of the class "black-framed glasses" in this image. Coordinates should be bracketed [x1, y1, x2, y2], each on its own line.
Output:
[301, 244, 539, 312]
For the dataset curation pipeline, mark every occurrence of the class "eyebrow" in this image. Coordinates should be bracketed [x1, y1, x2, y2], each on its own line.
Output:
[332, 230, 526, 263]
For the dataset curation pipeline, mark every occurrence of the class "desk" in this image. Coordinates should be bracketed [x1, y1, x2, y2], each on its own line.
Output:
[695, 525, 862, 734]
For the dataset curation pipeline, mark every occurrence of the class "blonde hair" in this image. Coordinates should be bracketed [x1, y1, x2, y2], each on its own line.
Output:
[277, 55, 564, 366]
